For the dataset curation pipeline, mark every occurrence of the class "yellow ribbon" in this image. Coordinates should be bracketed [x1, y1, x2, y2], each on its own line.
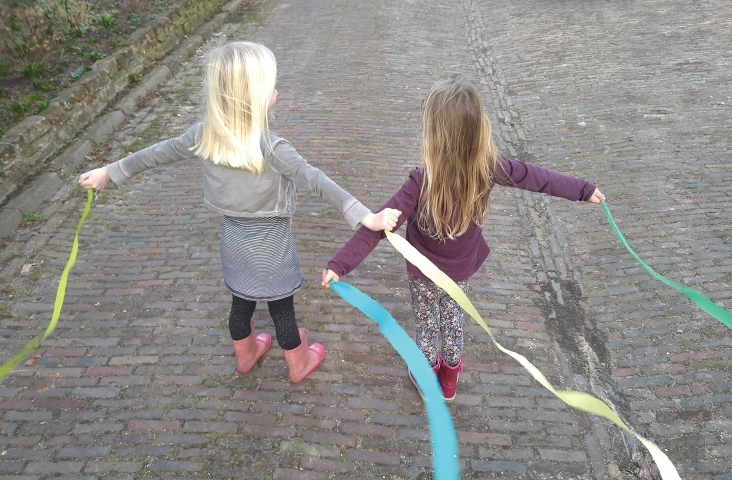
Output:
[0, 189, 93, 381]
[384, 230, 681, 480]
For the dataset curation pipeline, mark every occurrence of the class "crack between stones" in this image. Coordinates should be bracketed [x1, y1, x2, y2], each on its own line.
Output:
[460, 1, 660, 478]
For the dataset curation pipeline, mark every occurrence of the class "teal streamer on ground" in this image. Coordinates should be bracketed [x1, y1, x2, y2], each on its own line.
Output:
[602, 201, 732, 330]
[329, 280, 459, 480]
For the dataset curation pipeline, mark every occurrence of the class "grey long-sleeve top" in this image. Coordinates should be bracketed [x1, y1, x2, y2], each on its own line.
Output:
[105, 123, 370, 228]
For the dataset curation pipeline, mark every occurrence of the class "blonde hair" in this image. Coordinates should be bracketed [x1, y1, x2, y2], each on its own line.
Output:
[418, 76, 498, 241]
[192, 42, 277, 172]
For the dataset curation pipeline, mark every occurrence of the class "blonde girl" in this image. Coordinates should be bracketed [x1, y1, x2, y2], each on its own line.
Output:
[322, 76, 604, 401]
[80, 42, 399, 383]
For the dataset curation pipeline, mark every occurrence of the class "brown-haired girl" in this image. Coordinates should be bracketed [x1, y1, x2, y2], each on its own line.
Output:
[321, 76, 604, 402]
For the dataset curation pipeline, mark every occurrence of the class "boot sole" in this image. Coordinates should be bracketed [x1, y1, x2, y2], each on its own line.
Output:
[440, 374, 459, 403]
[408, 370, 425, 400]
[409, 370, 456, 403]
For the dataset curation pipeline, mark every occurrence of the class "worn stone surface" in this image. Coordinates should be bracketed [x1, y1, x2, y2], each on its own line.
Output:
[0, 0, 730, 479]
[0, 0, 235, 210]
[465, 1, 731, 479]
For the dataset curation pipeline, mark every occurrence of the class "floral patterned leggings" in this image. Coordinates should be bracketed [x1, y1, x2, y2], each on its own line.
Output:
[408, 274, 469, 368]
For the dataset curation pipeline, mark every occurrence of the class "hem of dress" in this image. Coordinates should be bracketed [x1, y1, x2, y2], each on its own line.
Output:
[205, 199, 294, 218]
[225, 279, 303, 302]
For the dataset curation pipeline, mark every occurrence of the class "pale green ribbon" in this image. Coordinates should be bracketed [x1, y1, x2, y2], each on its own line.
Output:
[384, 230, 681, 480]
[0, 189, 93, 381]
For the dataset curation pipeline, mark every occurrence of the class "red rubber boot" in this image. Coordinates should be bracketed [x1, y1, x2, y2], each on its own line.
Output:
[437, 356, 463, 403]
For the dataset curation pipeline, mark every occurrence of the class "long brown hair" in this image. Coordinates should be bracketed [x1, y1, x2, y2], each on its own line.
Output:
[418, 76, 498, 241]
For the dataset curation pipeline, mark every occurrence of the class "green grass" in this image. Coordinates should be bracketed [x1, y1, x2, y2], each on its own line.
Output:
[31, 77, 52, 92]
[21, 62, 47, 80]
[4, 92, 49, 119]
[97, 11, 118, 28]
[20, 212, 43, 226]
[126, 137, 143, 152]
[13, 285, 34, 296]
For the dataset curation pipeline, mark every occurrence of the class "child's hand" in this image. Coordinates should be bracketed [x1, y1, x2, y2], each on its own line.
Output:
[360, 208, 401, 232]
[321, 269, 340, 288]
[587, 188, 605, 204]
[79, 167, 111, 191]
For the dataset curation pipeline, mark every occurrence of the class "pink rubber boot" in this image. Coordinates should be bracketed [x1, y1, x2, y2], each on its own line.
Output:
[282, 328, 324, 383]
[231, 320, 271, 374]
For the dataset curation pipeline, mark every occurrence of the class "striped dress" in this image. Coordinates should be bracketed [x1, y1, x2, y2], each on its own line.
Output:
[220, 216, 302, 301]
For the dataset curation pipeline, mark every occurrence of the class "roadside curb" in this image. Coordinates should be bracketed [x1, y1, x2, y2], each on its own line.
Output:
[0, 0, 249, 239]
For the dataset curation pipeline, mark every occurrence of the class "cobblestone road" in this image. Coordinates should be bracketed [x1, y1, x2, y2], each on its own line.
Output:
[1, 0, 730, 479]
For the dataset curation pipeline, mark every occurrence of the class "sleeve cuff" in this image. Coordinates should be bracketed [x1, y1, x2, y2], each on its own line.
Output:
[343, 201, 370, 230]
[326, 260, 345, 276]
[106, 161, 131, 185]
[582, 182, 597, 201]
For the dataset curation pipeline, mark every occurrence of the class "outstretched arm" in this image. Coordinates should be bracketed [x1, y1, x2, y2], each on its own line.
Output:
[321, 170, 422, 288]
[270, 140, 404, 229]
[81, 124, 202, 189]
[495, 157, 599, 202]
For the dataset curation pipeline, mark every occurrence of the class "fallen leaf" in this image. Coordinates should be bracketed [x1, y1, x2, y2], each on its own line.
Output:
[21, 263, 36, 275]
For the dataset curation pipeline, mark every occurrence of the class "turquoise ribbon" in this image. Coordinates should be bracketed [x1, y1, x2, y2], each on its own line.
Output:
[602, 201, 732, 330]
[329, 280, 459, 480]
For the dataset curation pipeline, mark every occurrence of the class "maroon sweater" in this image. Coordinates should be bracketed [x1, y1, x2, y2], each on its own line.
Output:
[328, 157, 596, 282]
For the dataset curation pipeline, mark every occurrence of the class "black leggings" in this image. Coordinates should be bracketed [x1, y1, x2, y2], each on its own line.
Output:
[228, 294, 301, 350]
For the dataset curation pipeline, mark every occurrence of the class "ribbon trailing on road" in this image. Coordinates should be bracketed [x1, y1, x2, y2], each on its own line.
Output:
[383, 230, 682, 480]
[602, 201, 732, 330]
[0, 189, 93, 382]
[329, 280, 459, 480]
